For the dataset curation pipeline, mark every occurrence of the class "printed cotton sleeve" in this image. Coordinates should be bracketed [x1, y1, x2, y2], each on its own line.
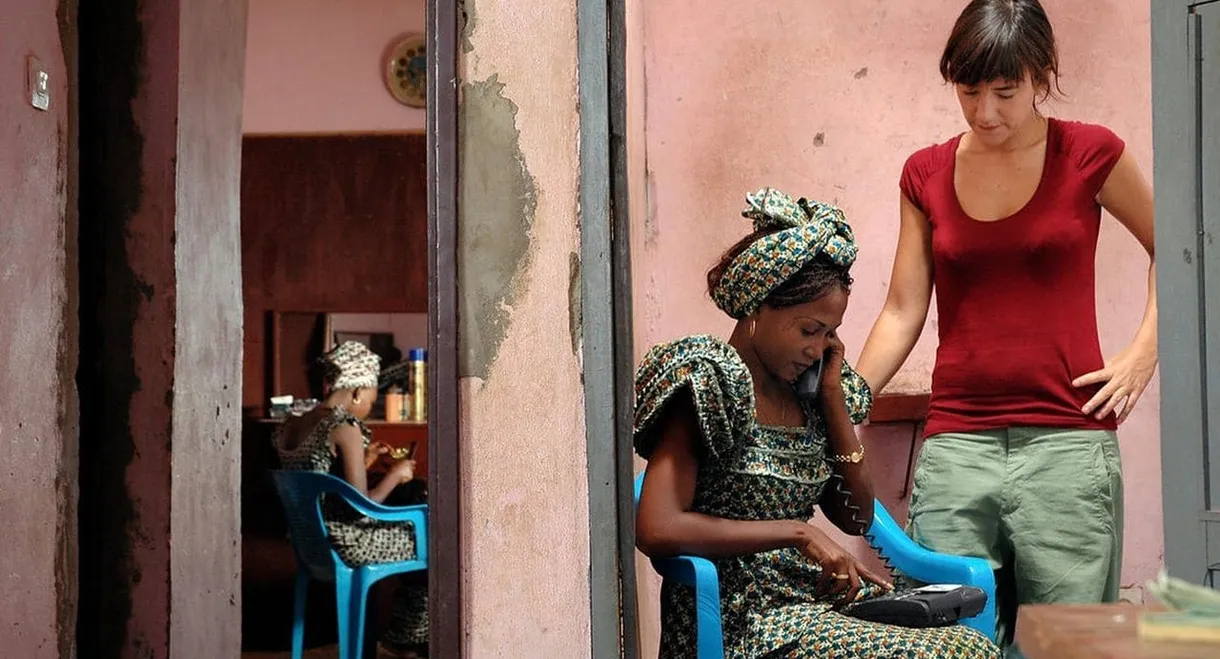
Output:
[633, 335, 755, 463]
[839, 360, 873, 425]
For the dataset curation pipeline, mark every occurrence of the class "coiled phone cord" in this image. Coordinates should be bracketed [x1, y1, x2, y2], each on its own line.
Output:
[802, 398, 898, 576]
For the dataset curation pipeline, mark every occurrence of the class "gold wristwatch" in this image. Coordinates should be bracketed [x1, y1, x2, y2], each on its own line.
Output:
[830, 444, 865, 464]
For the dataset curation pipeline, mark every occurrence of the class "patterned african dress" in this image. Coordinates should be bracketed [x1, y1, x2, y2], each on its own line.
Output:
[634, 335, 999, 659]
[275, 407, 429, 647]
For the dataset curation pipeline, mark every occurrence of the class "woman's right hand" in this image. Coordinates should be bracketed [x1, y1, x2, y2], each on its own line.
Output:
[386, 458, 417, 486]
[796, 524, 893, 604]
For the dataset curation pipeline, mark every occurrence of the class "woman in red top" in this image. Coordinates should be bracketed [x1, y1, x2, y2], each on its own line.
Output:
[856, 0, 1156, 650]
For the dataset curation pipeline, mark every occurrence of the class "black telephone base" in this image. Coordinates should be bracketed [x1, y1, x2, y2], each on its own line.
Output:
[841, 585, 987, 628]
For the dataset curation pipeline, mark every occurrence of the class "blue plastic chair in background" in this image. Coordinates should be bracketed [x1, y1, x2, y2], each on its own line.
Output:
[271, 470, 429, 659]
[633, 471, 996, 659]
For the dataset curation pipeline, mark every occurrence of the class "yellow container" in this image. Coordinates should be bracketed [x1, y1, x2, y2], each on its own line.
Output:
[384, 387, 404, 422]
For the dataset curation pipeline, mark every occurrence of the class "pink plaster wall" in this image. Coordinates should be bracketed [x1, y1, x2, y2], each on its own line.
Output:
[243, 0, 425, 134]
[0, 0, 76, 656]
[458, 0, 593, 656]
[632, 0, 1160, 652]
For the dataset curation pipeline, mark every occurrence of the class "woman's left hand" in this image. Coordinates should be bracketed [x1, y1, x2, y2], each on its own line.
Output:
[1072, 340, 1158, 424]
[387, 458, 417, 485]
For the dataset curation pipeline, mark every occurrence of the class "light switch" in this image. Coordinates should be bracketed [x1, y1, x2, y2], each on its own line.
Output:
[28, 56, 50, 111]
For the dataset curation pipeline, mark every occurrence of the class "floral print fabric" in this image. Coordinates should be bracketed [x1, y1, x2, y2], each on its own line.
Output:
[634, 335, 999, 659]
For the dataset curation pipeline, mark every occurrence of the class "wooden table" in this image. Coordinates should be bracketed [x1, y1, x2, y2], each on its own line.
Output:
[1016, 604, 1218, 659]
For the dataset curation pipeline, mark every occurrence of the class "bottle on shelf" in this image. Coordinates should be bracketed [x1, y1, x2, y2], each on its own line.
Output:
[408, 348, 427, 422]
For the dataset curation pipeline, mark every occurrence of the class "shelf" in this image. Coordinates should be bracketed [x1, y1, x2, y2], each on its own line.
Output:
[255, 417, 427, 427]
[870, 392, 931, 424]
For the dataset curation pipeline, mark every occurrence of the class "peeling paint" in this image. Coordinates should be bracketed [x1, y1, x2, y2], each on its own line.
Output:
[458, 74, 537, 379]
[568, 251, 581, 357]
[459, 0, 476, 54]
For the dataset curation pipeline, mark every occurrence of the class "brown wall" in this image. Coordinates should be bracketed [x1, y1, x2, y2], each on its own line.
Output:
[0, 0, 78, 656]
[240, 134, 428, 412]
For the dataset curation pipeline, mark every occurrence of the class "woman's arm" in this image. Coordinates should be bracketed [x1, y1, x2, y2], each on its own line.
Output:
[1072, 149, 1158, 423]
[817, 386, 875, 535]
[635, 391, 814, 559]
[812, 334, 875, 534]
[332, 425, 401, 504]
[856, 194, 935, 394]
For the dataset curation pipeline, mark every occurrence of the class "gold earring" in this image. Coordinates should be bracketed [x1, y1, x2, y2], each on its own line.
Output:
[749, 318, 757, 338]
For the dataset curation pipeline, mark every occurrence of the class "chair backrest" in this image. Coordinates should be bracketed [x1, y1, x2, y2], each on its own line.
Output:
[270, 470, 366, 581]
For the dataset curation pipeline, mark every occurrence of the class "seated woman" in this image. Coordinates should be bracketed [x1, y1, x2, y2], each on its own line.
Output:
[274, 341, 428, 659]
[634, 188, 998, 658]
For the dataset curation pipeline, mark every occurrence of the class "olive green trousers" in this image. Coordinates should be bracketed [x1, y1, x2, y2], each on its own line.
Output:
[906, 427, 1124, 650]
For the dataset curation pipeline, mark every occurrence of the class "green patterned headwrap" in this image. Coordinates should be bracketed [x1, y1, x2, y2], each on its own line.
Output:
[710, 187, 859, 319]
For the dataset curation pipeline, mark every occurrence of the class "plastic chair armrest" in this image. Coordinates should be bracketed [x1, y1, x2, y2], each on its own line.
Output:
[868, 501, 997, 641]
[336, 495, 429, 562]
[868, 501, 992, 588]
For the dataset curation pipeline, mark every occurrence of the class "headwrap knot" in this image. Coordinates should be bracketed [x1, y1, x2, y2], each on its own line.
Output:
[320, 341, 381, 391]
[711, 187, 859, 319]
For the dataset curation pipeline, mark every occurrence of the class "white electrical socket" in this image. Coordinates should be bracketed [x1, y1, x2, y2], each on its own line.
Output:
[28, 56, 50, 111]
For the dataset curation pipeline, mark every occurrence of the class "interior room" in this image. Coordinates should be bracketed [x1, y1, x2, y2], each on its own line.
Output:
[237, 0, 431, 654]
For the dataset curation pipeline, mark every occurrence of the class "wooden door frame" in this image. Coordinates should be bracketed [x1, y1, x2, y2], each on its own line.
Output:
[1153, 0, 1220, 583]
[579, 0, 639, 655]
[426, 0, 462, 655]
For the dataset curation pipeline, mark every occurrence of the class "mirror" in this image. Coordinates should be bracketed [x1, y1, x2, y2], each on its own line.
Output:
[266, 311, 428, 407]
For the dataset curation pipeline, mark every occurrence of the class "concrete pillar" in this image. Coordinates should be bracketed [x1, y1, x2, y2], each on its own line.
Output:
[456, 0, 593, 655]
[76, 0, 247, 656]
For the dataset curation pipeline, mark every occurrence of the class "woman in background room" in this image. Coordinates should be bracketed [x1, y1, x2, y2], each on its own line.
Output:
[275, 341, 429, 658]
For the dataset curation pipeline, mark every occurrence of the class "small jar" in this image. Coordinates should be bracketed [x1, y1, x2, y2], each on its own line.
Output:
[384, 386, 404, 422]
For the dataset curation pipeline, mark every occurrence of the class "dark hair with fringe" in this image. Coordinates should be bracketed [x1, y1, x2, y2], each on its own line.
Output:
[706, 226, 853, 312]
[940, 0, 1061, 99]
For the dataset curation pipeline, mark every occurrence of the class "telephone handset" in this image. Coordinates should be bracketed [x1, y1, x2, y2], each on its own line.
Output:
[795, 359, 824, 403]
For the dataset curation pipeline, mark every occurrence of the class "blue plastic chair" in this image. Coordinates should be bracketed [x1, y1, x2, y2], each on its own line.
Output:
[633, 471, 996, 659]
[271, 470, 429, 659]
